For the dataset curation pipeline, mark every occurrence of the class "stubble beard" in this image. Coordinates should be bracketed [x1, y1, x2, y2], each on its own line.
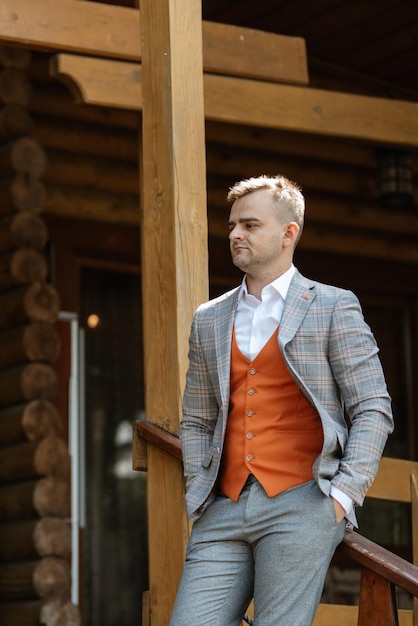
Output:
[231, 248, 251, 273]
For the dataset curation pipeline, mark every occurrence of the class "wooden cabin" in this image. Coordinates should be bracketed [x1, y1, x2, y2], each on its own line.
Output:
[0, 1, 417, 625]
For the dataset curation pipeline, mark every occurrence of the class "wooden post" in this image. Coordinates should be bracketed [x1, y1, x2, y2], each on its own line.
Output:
[357, 567, 398, 626]
[139, 0, 208, 623]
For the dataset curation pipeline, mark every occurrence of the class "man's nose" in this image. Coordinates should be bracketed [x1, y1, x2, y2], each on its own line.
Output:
[229, 226, 243, 240]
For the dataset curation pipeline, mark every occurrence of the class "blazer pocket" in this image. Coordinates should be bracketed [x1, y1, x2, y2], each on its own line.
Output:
[202, 444, 217, 468]
[335, 428, 348, 453]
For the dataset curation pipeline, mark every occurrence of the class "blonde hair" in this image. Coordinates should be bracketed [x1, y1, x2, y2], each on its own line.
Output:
[227, 175, 305, 236]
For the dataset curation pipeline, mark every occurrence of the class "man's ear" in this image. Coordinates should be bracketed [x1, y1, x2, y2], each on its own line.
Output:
[283, 222, 300, 247]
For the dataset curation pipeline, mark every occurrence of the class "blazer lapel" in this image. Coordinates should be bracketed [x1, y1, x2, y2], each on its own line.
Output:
[279, 271, 316, 346]
[214, 287, 240, 407]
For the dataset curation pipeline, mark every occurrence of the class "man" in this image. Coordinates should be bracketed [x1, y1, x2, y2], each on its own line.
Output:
[170, 175, 393, 626]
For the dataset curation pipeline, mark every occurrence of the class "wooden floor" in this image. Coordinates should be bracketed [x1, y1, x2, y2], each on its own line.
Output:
[313, 604, 412, 625]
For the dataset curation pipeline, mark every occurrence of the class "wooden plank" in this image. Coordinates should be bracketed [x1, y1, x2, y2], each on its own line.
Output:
[314, 606, 412, 626]
[0, 0, 140, 60]
[313, 604, 358, 626]
[398, 610, 412, 626]
[139, 0, 207, 624]
[204, 73, 418, 147]
[201, 20, 308, 84]
[367, 458, 418, 503]
[51, 55, 418, 147]
[0, 0, 308, 84]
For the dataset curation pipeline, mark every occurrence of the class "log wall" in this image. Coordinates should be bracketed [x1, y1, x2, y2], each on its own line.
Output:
[25, 51, 418, 282]
[0, 46, 80, 626]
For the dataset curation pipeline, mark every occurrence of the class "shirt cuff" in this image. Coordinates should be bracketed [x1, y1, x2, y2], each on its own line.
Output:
[330, 485, 354, 516]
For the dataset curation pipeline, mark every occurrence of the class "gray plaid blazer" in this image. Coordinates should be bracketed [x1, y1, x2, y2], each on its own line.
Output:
[181, 270, 394, 525]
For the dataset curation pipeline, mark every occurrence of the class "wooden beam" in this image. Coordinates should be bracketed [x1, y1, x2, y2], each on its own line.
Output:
[0, 0, 140, 60]
[50, 56, 143, 110]
[204, 73, 418, 147]
[139, 0, 207, 623]
[201, 20, 308, 84]
[0, 0, 308, 84]
[51, 55, 418, 147]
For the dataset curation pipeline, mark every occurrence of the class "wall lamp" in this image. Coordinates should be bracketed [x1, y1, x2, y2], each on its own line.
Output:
[376, 148, 415, 209]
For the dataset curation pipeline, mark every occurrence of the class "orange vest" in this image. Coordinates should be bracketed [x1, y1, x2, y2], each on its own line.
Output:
[219, 328, 323, 501]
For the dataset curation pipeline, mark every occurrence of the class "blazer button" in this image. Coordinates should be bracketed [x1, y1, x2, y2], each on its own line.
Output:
[247, 410, 254, 417]
[248, 388, 255, 395]
[246, 454, 253, 462]
[249, 367, 257, 375]
[246, 432, 253, 439]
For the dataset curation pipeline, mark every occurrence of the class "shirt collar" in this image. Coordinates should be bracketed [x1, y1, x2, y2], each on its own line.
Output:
[238, 264, 296, 302]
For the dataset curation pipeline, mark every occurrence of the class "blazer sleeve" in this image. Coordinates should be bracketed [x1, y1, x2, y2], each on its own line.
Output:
[327, 289, 394, 504]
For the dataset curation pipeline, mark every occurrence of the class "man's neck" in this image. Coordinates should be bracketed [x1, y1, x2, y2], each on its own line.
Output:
[245, 264, 292, 300]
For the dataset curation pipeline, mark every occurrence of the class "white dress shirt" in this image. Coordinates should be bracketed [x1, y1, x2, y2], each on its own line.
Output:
[234, 264, 353, 517]
[235, 265, 296, 361]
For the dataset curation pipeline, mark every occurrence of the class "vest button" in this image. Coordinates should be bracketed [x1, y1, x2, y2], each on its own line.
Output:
[246, 454, 253, 462]
[247, 410, 254, 417]
[246, 432, 253, 439]
[248, 388, 255, 395]
[249, 367, 257, 375]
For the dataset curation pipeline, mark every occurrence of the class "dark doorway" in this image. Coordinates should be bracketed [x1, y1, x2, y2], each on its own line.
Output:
[81, 267, 148, 626]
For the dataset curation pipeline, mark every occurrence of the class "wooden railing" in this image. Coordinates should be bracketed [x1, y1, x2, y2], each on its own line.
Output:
[135, 420, 418, 626]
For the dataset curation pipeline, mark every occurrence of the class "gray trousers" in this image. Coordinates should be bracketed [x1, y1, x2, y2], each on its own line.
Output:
[169, 477, 346, 626]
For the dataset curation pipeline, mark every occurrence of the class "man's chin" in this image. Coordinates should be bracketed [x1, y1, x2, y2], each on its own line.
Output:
[231, 255, 247, 271]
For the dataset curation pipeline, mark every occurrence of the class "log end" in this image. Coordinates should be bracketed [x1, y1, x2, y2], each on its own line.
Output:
[24, 282, 61, 324]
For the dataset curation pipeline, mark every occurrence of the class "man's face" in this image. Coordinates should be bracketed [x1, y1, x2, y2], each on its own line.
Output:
[228, 189, 290, 276]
